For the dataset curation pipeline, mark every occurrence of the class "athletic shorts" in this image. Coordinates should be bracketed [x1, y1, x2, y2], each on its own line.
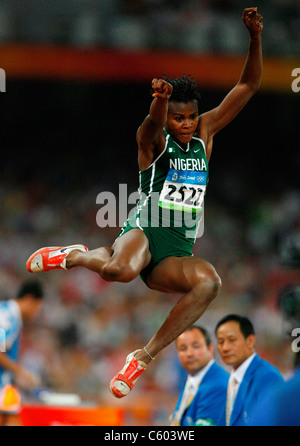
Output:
[117, 221, 194, 286]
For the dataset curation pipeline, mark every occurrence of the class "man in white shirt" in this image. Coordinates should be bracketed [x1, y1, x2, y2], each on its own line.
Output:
[171, 325, 229, 426]
[215, 314, 284, 426]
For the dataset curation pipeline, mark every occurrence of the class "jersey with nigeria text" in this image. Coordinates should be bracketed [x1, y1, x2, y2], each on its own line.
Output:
[136, 130, 208, 242]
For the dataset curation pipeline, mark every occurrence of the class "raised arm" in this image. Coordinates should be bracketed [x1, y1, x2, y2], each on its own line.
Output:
[199, 7, 263, 160]
[136, 78, 173, 170]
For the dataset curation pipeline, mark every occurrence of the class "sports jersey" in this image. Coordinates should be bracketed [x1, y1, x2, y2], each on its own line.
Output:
[118, 130, 208, 285]
[0, 300, 22, 389]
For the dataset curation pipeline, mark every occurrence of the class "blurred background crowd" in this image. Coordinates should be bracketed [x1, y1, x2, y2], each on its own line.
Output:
[0, 0, 299, 56]
[0, 0, 299, 426]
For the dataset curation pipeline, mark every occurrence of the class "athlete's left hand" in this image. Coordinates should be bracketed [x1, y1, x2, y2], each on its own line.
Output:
[242, 7, 263, 36]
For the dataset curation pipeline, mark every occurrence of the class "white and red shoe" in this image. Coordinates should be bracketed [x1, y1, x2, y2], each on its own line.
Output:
[26, 244, 88, 273]
[109, 350, 147, 398]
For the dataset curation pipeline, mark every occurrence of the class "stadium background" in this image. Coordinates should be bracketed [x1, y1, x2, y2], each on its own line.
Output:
[0, 0, 299, 425]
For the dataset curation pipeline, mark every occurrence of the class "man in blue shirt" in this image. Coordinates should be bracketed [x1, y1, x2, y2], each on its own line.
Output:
[171, 325, 229, 426]
[0, 280, 43, 425]
[248, 365, 300, 426]
[249, 285, 300, 426]
[215, 314, 284, 426]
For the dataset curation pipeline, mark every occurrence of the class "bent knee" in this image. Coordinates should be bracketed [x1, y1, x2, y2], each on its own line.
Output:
[209, 268, 222, 294]
[212, 272, 222, 296]
[193, 265, 222, 302]
[101, 261, 138, 283]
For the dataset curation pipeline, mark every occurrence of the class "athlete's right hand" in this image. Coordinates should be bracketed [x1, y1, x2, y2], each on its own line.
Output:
[152, 78, 173, 99]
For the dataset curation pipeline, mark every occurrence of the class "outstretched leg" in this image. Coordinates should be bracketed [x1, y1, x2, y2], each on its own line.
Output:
[110, 255, 221, 398]
[137, 256, 221, 362]
[26, 229, 151, 283]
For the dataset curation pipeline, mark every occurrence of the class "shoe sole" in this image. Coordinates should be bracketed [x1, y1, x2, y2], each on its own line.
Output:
[109, 350, 146, 398]
[109, 379, 131, 398]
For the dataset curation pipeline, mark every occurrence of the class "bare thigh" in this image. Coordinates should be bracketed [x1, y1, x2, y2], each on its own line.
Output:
[146, 255, 220, 294]
[107, 228, 152, 278]
[69, 228, 151, 283]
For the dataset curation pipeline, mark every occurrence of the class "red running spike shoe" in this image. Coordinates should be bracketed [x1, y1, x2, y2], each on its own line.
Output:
[109, 350, 147, 398]
[26, 244, 88, 273]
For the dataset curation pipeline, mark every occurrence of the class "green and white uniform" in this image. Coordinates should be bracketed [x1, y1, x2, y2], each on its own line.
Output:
[118, 130, 208, 285]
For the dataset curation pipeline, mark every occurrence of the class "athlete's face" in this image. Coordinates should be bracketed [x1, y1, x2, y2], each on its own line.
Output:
[176, 328, 213, 376]
[166, 100, 199, 147]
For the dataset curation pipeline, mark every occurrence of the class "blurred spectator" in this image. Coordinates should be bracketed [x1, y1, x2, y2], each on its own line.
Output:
[170, 325, 229, 426]
[249, 279, 300, 426]
[249, 366, 300, 426]
[215, 314, 284, 426]
[0, 280, 43, 426]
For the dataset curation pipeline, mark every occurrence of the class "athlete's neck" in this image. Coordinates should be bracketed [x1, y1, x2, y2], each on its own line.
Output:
[173, 137, 188, 152]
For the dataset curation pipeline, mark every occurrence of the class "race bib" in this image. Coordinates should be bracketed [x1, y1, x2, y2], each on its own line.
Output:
[159, 168, 207, 213]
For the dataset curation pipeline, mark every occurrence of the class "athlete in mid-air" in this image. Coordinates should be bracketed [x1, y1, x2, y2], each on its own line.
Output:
[26, 8, 263, 398]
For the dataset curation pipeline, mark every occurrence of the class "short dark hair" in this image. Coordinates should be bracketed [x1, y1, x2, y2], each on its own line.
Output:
[16, 280, 44, 300]
[163, 75, 201, 107]
[176, 325, 212, 347]
[215, 314, 255, 339]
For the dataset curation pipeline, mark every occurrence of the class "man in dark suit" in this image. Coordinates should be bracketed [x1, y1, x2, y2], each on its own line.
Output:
[215, 314, 284, 426]
[171, 325, 229, 426]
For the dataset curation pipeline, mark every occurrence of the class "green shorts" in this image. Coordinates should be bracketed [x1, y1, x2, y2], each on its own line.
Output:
[117, 221, 194, 287]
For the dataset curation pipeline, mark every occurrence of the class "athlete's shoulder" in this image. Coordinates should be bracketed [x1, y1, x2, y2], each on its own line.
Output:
[163, 128, 172, 143]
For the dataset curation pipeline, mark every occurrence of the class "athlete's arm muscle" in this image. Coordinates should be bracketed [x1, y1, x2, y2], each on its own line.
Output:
[198, 8, 263, 162]
[137, 79, 173, 170]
